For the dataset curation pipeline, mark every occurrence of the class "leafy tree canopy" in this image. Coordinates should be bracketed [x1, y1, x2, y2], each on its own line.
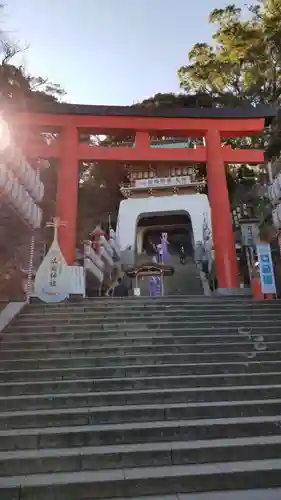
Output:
[178, 1, 281, 106]
[0, 5, 64, 104]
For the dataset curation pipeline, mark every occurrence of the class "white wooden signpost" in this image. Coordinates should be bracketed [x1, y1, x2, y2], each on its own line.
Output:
[33, 217, 70, 303]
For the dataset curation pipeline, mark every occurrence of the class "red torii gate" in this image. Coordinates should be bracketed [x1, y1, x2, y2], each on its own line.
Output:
[8, 103, 274, 290]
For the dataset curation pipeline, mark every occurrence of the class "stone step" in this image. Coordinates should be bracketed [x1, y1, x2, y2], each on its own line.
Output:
[1, 435, 281, 477]
[4, 324, 281, 341]
[1, 371, 281, 397]
[0, 341, 274, 360]
[0, 334, 278, 351]
[1, 398, 281, 430]
[1, 384, 281, 412]
[2, 298, 281, 498]
[23, 303, 278, 316]
[24, 302, 260, 314]
[23, 299, 278, 308]
[19, 303, 281, 317]
[1, 457, 281, 499]
[1, 360, 280, 383]
[57, 491, 281, 500]
[1, 415, 281, 451]
[0, 350, 279, 371]
[11, 311, 281, 326]
[11, 312, 281, 328]
[29, 296, 255, 306]
[7, 318, 281, 333]
[0, 340, 273, 358]
[177, 491, 281, 500]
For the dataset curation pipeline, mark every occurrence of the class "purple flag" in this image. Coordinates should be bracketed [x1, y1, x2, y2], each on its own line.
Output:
[160, 233, 169, 263]
[149, 276, 161, 296]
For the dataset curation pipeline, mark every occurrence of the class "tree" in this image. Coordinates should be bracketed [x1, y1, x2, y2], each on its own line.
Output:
[77, 160, 129, 242]
[176, 1, 280, 209]
[0, 6, 64, 104]
[178, 1, 281, 106]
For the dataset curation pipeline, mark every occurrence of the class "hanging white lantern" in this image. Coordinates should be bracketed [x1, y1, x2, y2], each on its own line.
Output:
[35, 207, 43, 229]
[277, 172, 281, 190]
[14, 185, 24, 210]
[0, 164, 7, 187]
[268, 185, 274, 203]
[277, 203, 281, 224]
[0, 119, 11, 151]
[272, 178, 280, 203]
[5, 169, 14, 195]
[272, 208, 279, 229]
[1, 153, 43, 229]
[6, 146, 44, 203]
[10, 176, 19, 203]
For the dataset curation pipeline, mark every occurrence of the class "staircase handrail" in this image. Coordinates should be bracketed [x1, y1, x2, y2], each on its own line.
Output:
[84, 256, 104, 283]
[84, 241, 104, 271]
[100, 235, 114, 257]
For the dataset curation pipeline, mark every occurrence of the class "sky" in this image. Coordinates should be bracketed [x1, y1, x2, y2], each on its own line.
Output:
[4, 0, 246, 106]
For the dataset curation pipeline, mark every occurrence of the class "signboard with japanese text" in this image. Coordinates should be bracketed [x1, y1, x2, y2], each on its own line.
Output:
[34, 218, 70, 303]
[256, 242, 276, 295]
[34, 246, 70, 303]
[134, 176, 191, 189]
[241, 222, 260, 247]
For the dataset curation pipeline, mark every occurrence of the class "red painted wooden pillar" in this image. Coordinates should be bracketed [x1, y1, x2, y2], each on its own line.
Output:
[206, 129, 239, 289]
[56, 125, 79, 264]
[135, 131, 150, 149]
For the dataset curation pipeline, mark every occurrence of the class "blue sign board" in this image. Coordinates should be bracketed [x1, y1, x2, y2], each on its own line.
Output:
[256, 243, 276, 295]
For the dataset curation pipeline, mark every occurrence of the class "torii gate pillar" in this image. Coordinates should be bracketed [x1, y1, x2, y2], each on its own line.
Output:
[206, 129, 239, 289]
[56, 126, 79, 264]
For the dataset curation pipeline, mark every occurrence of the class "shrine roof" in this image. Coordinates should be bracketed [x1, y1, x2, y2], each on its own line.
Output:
[9, 100, 276, 123]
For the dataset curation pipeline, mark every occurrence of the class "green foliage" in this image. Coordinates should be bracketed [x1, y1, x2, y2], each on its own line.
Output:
[0, 6, 65, 103]
[77, 161, 129, 242]
[178, 1, 281, 105]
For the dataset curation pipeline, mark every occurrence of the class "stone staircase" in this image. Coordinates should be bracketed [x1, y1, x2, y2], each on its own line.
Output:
[135, 253, 204, 296]
[1, 297, 281, 498]
[164, 256, 204, 295]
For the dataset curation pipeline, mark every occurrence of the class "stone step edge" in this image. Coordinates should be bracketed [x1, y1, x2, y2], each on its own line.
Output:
[81, 490, 281, 500]
[1, 457, 281, 489]
[29, 296, 259, 302]
[1, 334, 277, 346]
[15, 314, 281, 326]
[0, 359, 280, 377]
[21, 305, 281, 316]
[0, 350, 280, 365]
[5, 324, 281, 338]
[1, 434, 281, 461]
[0, 414, 281, 438]
[14, 314, 281, 323]
[25, 303, 278, 312]
[0, 370, 280, 389]
[6, 325, 281, 335]
[1, 397, 281, 419]
[0, 341, 275, 355]
[9, 320, 281, 332]
[1, 384, 281, 405]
